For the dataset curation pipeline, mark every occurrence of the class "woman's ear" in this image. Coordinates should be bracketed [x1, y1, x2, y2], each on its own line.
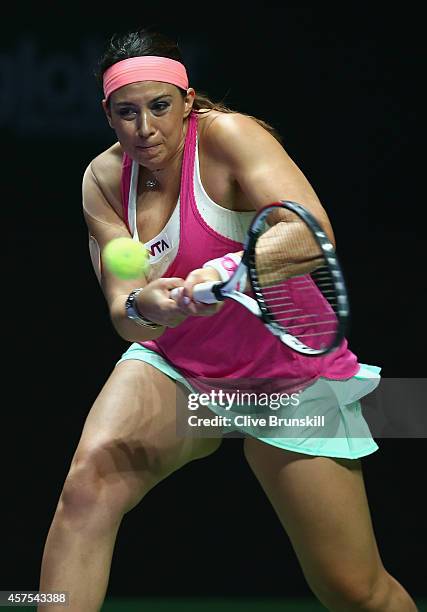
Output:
[183, 88, 196, 118]
[102, 99, 114, 128]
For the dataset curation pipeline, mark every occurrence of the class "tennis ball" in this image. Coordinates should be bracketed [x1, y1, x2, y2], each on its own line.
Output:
[102, 237, 150, 280]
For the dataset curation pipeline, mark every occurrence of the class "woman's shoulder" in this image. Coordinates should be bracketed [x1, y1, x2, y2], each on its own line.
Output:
[84, 142, 124, 213]
[197, 109, 254, 137]
[88, 142, 123, 187]
[197, 110, 279, 161]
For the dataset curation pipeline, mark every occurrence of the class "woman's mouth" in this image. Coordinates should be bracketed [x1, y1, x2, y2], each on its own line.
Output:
[137, 144, 161, 156]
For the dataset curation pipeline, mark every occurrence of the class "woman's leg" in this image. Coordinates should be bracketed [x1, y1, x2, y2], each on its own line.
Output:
[243, 438, 418, 612]
[38, 360, 222, 612]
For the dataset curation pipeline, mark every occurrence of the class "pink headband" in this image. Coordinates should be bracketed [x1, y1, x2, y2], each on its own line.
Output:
[103, 56, 189, 100]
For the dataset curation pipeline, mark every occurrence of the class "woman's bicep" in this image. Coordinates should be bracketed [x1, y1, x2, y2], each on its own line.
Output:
[207, 114, 336, 245]
[82, 165, 147, 306]
[88, 233, 102, 285]
[82, 164, 129, 241]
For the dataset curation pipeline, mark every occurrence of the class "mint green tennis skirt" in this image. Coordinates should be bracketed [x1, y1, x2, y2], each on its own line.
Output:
[116, 343, 380, 460]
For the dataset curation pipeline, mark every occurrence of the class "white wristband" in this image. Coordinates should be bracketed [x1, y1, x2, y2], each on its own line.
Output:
[202, 259, 230, 282]
[203, 253, 246, 290]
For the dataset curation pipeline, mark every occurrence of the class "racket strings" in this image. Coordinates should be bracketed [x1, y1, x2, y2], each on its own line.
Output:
[252, 216, 340, 346]
[262, 279, 339, 333]
[254, 215, 324, 286]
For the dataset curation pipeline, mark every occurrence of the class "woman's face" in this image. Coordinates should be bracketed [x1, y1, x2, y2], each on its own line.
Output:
[103, 81, 195, 170]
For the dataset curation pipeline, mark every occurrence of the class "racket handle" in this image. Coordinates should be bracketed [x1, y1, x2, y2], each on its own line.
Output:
[193, 281, 220, 304]
[170, 282, 220, 304]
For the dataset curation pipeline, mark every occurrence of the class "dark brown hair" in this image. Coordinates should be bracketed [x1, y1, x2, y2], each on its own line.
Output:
[95, 27, 282, 143]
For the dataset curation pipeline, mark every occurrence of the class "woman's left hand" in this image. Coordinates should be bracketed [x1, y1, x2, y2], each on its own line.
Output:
[174, 267, 225, 316]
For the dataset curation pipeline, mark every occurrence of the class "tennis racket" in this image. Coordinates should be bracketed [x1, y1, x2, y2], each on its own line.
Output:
[171, 201, 349, 356]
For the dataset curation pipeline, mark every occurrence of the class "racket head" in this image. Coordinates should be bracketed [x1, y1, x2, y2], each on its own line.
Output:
[245, 200, 350, 356]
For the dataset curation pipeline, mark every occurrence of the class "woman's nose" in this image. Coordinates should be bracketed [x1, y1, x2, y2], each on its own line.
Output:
[137, 111, 155, 138]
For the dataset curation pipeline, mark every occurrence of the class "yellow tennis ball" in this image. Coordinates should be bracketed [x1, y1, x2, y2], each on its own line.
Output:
[102, 237, 150, 280]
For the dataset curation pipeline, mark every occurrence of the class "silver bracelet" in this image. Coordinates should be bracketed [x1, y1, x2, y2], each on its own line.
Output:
[125, 288, 161, 329]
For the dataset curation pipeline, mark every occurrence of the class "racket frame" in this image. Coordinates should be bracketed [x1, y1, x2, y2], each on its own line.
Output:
[192, 200, 350, 356]
[246, 200, 349, 354]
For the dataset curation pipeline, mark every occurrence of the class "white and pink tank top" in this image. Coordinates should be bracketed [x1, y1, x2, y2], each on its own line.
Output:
[120, 112, 359, 385]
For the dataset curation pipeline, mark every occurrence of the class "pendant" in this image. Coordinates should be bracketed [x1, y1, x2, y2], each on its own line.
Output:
[145, 178, 159, 189]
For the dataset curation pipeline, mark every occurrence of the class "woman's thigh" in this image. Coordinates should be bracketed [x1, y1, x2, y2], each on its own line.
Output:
[67, 360, 222, 502]
[243, 437, 384, 601]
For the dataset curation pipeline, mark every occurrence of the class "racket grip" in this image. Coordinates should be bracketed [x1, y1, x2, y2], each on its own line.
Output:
[170, 282, 220, 304]
[193, 281, 220, 304]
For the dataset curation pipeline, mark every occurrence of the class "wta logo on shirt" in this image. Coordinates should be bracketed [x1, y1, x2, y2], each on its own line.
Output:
[145, 231, 172, 263]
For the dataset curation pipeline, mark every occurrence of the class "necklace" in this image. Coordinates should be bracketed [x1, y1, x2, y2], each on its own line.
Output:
[145, 177, 159, 189]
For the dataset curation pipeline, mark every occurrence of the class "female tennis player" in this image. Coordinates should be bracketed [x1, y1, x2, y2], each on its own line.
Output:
[38, 27, 417, 611]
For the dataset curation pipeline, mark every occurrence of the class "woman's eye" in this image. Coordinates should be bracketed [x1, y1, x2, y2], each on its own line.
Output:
[151, 102, 169, 113]
[118, 108, 137, 118]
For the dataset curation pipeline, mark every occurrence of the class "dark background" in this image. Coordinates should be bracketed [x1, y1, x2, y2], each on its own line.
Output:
[2, 2, 425, 603]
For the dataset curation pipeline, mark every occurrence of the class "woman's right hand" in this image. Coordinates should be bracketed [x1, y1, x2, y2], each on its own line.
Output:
[135, 277, 189, 328]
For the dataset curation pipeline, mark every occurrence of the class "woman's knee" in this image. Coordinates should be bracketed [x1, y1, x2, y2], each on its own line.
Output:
[307, 563, 388, 611]
[58, 432, 221, 523]
[59, 442, 155, 522]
